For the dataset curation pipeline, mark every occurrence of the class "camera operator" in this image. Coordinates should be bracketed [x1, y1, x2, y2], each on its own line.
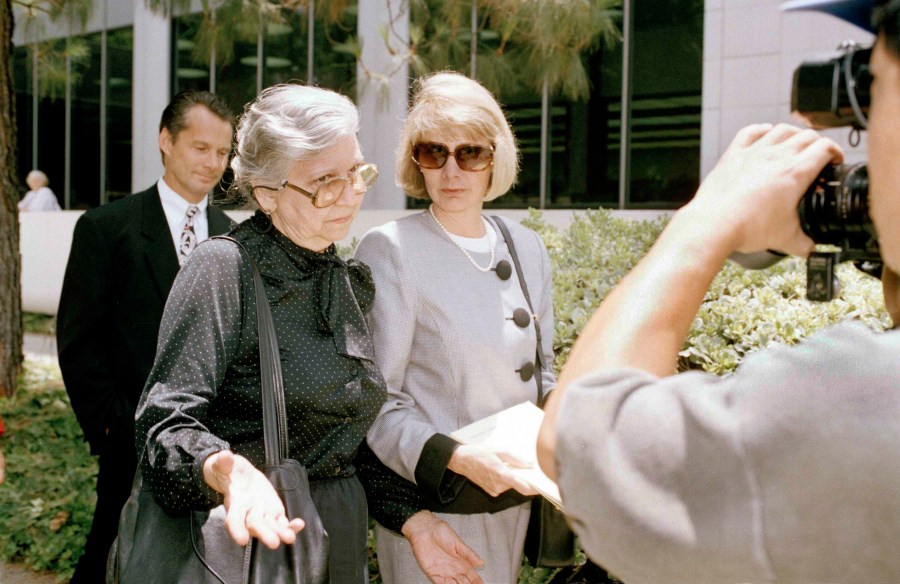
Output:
[537, 0, 900, 582]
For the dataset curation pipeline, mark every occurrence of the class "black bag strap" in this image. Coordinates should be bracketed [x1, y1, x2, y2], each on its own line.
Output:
[491, 217, 548, 407]
[213, 236, 288, 466]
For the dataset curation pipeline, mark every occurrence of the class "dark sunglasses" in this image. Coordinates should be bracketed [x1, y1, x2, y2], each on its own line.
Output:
[411, 142, 494, 172]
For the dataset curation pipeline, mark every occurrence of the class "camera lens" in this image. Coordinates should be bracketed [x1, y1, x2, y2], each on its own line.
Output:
[798, 163, 879, 258]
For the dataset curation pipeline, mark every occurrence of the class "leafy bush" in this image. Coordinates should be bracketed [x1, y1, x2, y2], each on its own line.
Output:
[23, 313, 56, 336]
[3, 209, 889, 583]
[683, 258, 890, 373]
[0, 356, 96, 583]
[522, 208, 889, 375]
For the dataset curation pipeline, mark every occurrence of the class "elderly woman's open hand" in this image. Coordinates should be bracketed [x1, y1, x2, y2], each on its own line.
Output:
[202, 450, 305, 549]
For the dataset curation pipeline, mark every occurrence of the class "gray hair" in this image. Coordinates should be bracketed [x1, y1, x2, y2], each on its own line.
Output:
[27, 169, 49, 188]
[230, 84, 360, 200]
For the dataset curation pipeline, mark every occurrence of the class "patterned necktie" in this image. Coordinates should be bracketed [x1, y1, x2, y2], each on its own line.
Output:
[178, 205, 200, 266]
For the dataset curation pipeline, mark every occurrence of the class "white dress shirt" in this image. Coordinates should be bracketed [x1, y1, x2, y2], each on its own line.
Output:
[157, 178, 210, 252]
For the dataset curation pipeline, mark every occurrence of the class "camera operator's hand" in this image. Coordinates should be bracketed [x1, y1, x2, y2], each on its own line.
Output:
[688, 123, 843, 257]
[540, 123, 845, 482]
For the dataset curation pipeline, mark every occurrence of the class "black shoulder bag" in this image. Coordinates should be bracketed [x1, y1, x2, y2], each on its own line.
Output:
[492, 216, 576, 569]
[108, 237, 329, 584]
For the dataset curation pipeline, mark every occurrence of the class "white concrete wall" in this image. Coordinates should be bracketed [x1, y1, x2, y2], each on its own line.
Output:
[131, 0, 170, 192]
[356, 0, 409, 210]
[20, 208, 669, 315]
[702, 0, 875, 178]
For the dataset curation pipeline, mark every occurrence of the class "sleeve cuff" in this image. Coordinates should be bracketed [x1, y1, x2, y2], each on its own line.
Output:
[193, 447, 228, 508]
[414, 433, 466, 504]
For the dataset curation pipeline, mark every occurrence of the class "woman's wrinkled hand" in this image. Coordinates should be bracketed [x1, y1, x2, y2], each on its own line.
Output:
[448, 444, 539, 498]
[402, 511, 485, 584]
[202, 449, 305, 549]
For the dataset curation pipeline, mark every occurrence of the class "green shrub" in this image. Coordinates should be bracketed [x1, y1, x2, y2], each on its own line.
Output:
[23, 313, 56, 336]
[683, 258, 890, 373]
[522, 208, 889, 375]
[0, 356, 96, 583]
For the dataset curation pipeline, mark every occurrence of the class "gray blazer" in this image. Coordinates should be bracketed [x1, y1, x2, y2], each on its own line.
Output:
[355, 211, 556, 491]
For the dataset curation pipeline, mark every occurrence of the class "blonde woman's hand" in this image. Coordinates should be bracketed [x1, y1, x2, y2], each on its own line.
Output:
[202, 449, 305, 549]
[448, 444, 539, 498]
[402, 511, 485, 584]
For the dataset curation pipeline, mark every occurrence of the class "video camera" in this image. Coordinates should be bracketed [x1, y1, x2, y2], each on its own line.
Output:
[792, 41, 882, 301]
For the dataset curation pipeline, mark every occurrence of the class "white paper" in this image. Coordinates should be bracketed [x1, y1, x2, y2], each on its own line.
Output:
[450, 401, 563, 509]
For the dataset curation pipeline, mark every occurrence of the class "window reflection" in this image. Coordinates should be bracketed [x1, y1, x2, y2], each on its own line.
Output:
[14, 46, 33, 195]
[173, 15, 210, 93]
[312, 2, 357, 97]
[36, 39, 67, 209]
[628, 0, 703, 208]
[70, 32, 103, 209]
[107, 27, 133, 202]
[264, 10, 307, 87]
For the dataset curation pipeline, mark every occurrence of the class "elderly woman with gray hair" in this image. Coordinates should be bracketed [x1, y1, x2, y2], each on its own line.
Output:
[135, 84, 383, 582]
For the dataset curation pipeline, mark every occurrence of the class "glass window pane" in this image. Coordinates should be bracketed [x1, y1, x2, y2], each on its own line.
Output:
[36, 39, 68, 209]
[173, 14, 210, 94]
[263, 10, 308, 87]
[502, 96, 547, 209]
[70, 32, 103, 209]
[14, 45, 34, 195]
[628, 0, 703, 208]
[312, 2, 357, 97]
[107, 27, 133, 202]
[216, 30, 259, 116]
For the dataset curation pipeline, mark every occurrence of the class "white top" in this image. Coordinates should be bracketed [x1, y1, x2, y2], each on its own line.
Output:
[445, 224, 497, 253]
[157, 178, 210, 250]
[18, 186, 60, 211]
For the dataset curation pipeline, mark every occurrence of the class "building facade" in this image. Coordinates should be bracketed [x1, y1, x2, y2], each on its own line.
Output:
[11, 0, 872, 211]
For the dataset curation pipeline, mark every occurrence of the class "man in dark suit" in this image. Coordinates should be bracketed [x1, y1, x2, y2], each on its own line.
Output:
[57, 90, 235, 584]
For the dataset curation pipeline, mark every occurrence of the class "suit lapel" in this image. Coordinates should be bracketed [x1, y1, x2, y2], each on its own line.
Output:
[141, 186, 180, 303]
[208, 207, 233, 236]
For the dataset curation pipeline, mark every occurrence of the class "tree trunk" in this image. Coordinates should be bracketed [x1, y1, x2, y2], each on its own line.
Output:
[0, 0, 23, 398]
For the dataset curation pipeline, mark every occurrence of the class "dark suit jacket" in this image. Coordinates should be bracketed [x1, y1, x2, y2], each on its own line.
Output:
[56, 185, 234, 453]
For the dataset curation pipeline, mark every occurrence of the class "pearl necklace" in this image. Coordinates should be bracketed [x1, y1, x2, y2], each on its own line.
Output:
[429, 205, 495, 273]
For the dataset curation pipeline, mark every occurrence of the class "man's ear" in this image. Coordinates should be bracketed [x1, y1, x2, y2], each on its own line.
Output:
[159, 128, 173, 160]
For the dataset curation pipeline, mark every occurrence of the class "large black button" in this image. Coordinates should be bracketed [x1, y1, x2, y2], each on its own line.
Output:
[511, 308, 531, 328]
[495, 260, 512, 281]
[517, 362, 535, 382]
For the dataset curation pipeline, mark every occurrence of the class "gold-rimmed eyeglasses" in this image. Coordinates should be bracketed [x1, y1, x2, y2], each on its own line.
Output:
[255, 163, 379, 209]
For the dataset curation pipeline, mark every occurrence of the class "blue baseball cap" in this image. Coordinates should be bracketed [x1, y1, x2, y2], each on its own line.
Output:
[781, 0, 877, 32]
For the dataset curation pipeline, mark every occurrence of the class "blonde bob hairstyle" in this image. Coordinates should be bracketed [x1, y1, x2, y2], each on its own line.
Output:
[397, 72, 519, 202]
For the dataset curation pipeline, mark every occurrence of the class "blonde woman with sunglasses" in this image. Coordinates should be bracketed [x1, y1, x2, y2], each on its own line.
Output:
[355, 72, 557, 584]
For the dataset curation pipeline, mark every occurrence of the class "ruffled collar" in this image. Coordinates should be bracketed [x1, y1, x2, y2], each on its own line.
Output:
[244, 211, 375, 360]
